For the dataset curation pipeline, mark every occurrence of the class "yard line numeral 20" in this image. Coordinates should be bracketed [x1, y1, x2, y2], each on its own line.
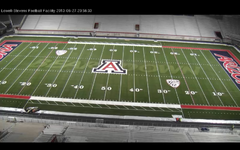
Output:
[45, 83, 57, 87]
[20, 82, 31, 86]
[0, 81, 7, 85]
[185, 91, 197, 95]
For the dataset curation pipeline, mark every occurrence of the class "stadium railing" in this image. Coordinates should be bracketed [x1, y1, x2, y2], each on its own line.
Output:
[15, 28, 219, 42]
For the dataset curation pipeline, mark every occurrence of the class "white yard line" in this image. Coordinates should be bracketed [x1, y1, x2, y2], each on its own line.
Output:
[4, 43, 44, 94]
[103, 45, 115, 100]
[118, 46, 124, 101]
[59, 44, 86, 98]
[133, 46, 136, 102]
[45, 45, 75, 97]
[31, 44, 68, 96]
[161, 47, 181, 105]
[181, 49, 210, 105]
[161, 47, 184, 117]
[171, 48, 195, 105]
[190, 49, 224, 106]
[18, 43, 53, 95]
[200, 50, 238, 107]
[142, 47, 151, 103]
[87, 45, 105, 99]
[74, 45, 97, 99]
[152, 47, 166, 103]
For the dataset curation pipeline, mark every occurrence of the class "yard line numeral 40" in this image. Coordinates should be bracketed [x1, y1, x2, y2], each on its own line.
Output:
[71, 85, 84, 89]
[130, 88, 143, 92]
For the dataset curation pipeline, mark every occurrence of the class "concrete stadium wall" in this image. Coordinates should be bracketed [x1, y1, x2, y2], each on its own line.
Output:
[17, 15, 240, 42]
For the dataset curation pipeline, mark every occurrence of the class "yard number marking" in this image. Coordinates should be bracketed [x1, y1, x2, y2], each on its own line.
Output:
[212, 92, 224, 96]
[150, 51, 160, 54]
[0, 81, 7, 85]
[20, 82, 31, 86]
[130, 88, 143, 92]
[130, 50, 139, 53]
[71, 85, 84, 89]
[101, 86, 112, 91]
[185, 91, 197, 95]
[158, 89, 170, 94]
[45, 83, 57, 88]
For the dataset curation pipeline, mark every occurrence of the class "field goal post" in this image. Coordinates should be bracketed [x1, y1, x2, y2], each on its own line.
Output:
[96, 119, 104, 127]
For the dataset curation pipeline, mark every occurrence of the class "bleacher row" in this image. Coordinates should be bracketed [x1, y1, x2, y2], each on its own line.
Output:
[16, 15, 240, 42]
[1, 15, 240, 43]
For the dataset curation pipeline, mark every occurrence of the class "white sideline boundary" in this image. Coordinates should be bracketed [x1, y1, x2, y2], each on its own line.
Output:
[2, 106, 240, 125]
[68, 41, 162, 47]
[30, 96, 181, 109]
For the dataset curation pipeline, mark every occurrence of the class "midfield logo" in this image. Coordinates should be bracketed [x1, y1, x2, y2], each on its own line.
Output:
[92, 59, 127, 74]
[166, 79, 180, 88]
[0, 42, 21, 61]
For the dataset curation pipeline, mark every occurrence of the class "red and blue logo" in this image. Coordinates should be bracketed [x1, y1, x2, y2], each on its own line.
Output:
[210, 50, 240, 90]
[92, 59, 127, 74]
[0, 41, 22, 61]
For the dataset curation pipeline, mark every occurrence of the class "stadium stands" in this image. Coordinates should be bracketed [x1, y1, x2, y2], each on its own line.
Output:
[14, 15, 240, 43]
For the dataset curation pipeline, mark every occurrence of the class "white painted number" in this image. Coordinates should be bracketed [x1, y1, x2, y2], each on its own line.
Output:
[170, 52, 179, 55]
[20, 82, 31, 86]
[158, 89, 170, 93]
[130, 50, 139, 53]
[212, 92, 224, 96]
[30, 46, 38, 49]
[0, 81, 7, 85]
[150, 51, 160, 54]
[101, 86, 112, 91]
[68, 47, 77, 50]
[109, 49, 117, 52]
[45, 83, 57, 88]
[71, 85, 84, 89]
[185, 91, 197, 95]
[49, 47, 58, 49]
[130, 88, 143, 92]
[87, 48, 97, 51]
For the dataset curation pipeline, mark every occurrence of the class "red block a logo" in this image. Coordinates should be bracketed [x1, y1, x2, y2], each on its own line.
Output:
[92, 59, 127, 74]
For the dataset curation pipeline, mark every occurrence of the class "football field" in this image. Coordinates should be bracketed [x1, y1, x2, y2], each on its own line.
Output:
[1, 36, 240, 120]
